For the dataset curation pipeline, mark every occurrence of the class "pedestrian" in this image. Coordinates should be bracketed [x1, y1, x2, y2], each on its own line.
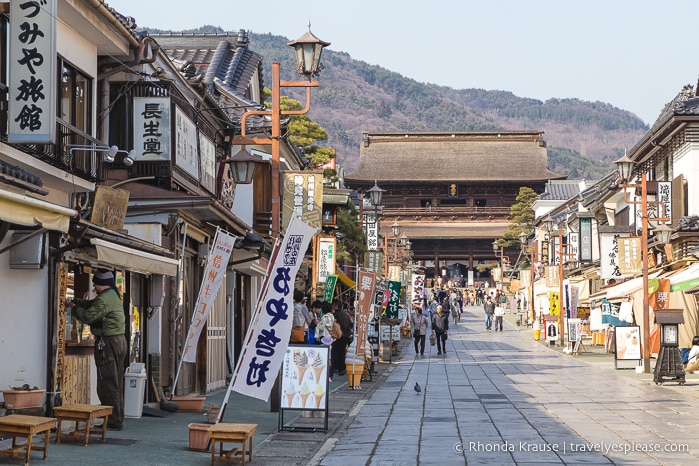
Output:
[483, 296, 495, 331]
[684, 336, 699, 373]
[68, 269, 127, 430]
[411, 306, 429, 355]
[308, 300, 323, 344]
[494, 302, 504, 331]
[332, 300, 352, 376]
[431, 305, 449, 354]
[450, 288, 460, 324]
[291, 290, 314, 343]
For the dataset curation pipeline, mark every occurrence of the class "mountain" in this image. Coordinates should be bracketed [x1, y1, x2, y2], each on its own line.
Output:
[147, 25, 650, 179]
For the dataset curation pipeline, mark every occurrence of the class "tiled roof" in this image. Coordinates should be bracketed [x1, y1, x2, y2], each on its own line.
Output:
[149, 32, 268, 130]
[537, 180, 586, 201]
[346, 132, 564, 183]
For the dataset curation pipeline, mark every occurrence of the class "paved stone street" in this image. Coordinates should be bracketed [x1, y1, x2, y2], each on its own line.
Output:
[316, 304, 699, 465]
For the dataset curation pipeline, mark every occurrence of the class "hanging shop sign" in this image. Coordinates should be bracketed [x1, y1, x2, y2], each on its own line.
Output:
[9, 0, 56, 143]
[316, 236, 336, 284]
[282, 172, 323, 233]
[133, 96, 170, 161]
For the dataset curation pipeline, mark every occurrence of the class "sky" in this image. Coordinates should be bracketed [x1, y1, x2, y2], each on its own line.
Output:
[105, 0, 699, 125]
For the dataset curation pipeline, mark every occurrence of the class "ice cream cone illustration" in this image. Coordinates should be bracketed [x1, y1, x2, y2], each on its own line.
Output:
[299, 381, 311, 408]
[284, 381, 296, 407]
[285, 391, 296, 407]
[293, 350, 309, 383]
[311, 351, 326, 381]
[314, 383, 325, 409]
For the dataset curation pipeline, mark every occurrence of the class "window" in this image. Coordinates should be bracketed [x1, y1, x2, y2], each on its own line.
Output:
[58, 58, 92, 133]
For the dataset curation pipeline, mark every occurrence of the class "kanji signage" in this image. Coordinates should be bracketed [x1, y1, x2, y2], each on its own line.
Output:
[9, 0, 57, 143]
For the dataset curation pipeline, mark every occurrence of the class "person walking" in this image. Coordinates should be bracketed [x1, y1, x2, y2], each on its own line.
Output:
[431, 305, 449, 355]
[483, 295, 496, 331]
[332, 300, 352, 376]
[494, 302, 505, 331]
[449, 288, 460, 324]
[411, 306, 429, 355]
[291, 290, 314, 343]
[69, 270, 127, 430]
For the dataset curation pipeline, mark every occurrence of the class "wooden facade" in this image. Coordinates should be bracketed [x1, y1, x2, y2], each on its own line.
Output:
[345, 131, 564, 280]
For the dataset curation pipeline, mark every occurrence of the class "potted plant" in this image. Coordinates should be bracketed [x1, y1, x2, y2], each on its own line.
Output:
[2, 384, 46, 409]
[204, 405, 219, 424]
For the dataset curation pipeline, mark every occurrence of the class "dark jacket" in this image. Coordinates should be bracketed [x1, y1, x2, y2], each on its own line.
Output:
[432, 313, 449, 333]
[484, 300, 496, 315]
[334, 308, 353, 337]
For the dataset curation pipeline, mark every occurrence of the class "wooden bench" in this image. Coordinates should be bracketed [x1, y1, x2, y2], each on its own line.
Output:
[54, 404, 113, 446]
[0, 414, 56, 465]
[208, 423, 257, 465]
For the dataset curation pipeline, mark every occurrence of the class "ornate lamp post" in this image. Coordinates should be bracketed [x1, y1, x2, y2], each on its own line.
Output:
[230, 25, 330, 238]
[614, 154, 671, 373]
[519, 230, 536, 327]
[492, 240, 504, 292]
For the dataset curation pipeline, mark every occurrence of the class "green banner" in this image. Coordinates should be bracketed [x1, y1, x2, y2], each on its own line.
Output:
[323, 275, 338, 302]
[385, 280, 401, 318]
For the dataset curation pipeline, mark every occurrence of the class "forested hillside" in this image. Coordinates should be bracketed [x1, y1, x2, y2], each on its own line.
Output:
[147, 25, 651, 180]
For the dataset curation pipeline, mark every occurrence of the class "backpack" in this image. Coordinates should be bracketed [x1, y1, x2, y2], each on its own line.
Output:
[681, 347, 691, 364]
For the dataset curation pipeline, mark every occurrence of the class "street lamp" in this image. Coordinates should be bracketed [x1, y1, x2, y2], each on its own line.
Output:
[230, 26, 330, 238]
[614, 155, 671, 374]
[492, 240, 504, 292]
[542, 215, 568, 347]
[224, 147, 265, 184]
[519, 230, 536, 327]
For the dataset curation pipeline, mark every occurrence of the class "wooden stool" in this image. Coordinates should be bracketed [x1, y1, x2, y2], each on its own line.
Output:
[54, 404, 113, 446]
[208, 423, 257, 465]
[0, 414, 56, 465]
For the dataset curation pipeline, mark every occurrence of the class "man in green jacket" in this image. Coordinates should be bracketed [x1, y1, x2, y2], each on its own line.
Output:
[69, 270, 127, 430]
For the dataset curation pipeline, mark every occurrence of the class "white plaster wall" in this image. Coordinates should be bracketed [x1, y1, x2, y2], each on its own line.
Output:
[0, 233, 49, 401]
[674, 144, 699, 215]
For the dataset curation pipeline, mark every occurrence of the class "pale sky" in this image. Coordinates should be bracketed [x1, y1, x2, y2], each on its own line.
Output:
[106, 0, 699, 125]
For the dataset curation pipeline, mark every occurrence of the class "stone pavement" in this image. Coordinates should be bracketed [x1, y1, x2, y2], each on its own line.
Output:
[3, 305, 699, 465]
[315, 304, 699, 465]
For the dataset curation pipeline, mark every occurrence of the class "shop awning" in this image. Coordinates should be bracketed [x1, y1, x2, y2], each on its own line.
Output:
[0, 189, 76, 232]
[336, 270, 356, 289]
[90, 238, 179, 276]
[669, 263, 699, 292]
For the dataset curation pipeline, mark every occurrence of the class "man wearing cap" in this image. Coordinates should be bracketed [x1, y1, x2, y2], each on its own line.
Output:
[69, 269, 127, 430]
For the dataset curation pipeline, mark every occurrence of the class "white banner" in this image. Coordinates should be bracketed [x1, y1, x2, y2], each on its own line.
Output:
[411, 274, 425, 304]
[600, 232, 631, 280]
[9, 0, 56, 143]
[316, 237, 336, 284]
[233, 216, 318, 401]
[181, 229, 237, 363]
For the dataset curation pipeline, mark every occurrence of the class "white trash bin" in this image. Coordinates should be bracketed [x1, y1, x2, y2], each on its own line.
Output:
[124, 371, 147, 418]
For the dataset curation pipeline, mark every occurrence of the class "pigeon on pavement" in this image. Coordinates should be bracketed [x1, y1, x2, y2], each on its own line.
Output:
[414, 382, 421, 394]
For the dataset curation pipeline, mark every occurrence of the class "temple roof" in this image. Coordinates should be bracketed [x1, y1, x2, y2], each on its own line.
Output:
[345, 131, 564, 184]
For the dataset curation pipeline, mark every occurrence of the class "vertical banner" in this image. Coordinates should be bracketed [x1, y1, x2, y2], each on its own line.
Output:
[579, 218, 593, 262]
[323, 275, 338, 303]
[411, 273, 425, 305]
[657, 181, 672, 224]
[233, 216, 318, 400]
[182, 230, 237, 362]
[355, 271, 376, 358]
[549, 291, 560, 316]
[569, 285, 579, 318]
[282, 172, 323, 233]
[9, 0, 57, 143]
[385, 280, 401, 318]
[317, 237, 336, 284]
[618, 237, 642, 275]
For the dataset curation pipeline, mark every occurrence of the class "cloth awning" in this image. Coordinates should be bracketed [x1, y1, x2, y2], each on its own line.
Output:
[669, 263, 699, 292]
[336, 270, 356, 289]
[0, 189, 76, 232]
[90, 238, 179, 276]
